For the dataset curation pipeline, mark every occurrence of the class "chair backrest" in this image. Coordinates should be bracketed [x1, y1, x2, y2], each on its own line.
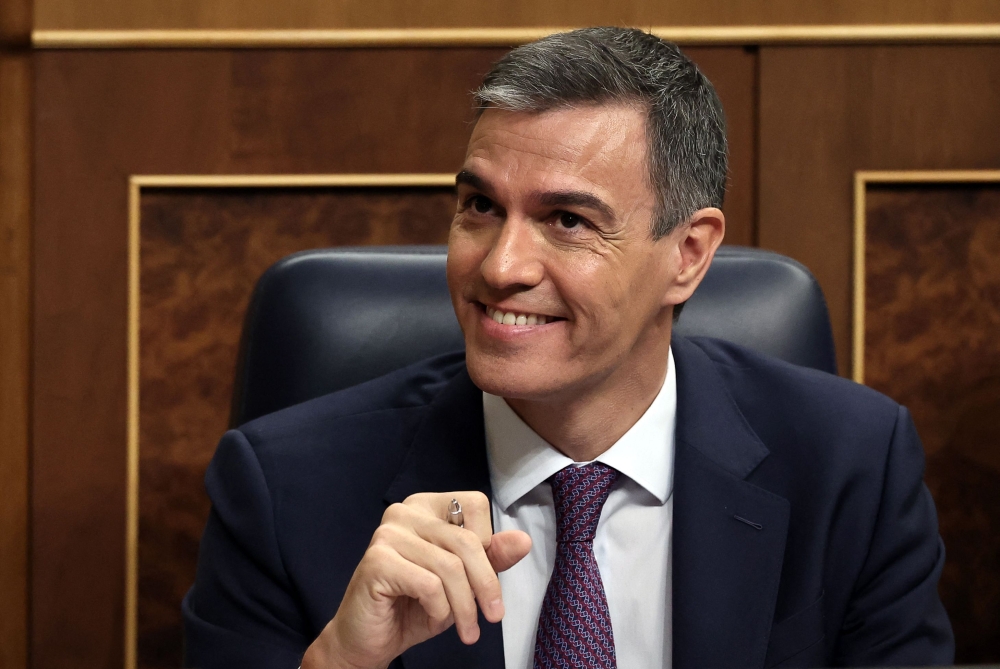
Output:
[230, 245, 836, 426]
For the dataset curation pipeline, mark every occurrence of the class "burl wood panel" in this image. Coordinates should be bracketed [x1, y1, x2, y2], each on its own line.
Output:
[138, 186, 455, 666]
[758, 45, 1000, 376]
[864, 184, 1000, 662]
[32, 46, 754, 667]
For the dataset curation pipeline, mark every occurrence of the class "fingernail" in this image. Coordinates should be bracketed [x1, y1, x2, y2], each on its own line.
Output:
[491, 598, 504, 618]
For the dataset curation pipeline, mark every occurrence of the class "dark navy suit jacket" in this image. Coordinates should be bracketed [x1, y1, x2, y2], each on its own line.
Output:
[183, 336, 954, 668]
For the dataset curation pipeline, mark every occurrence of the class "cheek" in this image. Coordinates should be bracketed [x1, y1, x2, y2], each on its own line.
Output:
[557, 259, 633, 338]
[566, 253, 665, 343]
[446, 226, 483, 289]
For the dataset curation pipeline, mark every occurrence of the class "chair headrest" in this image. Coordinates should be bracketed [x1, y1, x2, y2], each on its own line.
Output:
[230, 245, 836, 426]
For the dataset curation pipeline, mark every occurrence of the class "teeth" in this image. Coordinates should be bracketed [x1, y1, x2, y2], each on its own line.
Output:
[486, 307, 551, 326]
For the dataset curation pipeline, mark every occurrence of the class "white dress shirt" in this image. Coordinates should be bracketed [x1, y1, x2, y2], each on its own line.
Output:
[484, 349, 676, 669]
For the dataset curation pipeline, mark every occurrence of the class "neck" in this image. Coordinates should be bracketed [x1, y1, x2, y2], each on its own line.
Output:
[506, 327, 672, 462]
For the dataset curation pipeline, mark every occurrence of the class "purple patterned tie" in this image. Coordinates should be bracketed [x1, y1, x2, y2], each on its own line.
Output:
[533, 463, 620, 669]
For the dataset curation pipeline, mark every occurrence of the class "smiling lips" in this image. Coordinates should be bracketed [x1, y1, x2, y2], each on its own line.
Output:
[485, 305, 559, 326]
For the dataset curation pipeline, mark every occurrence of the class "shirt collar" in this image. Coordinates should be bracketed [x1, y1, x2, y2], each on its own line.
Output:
[485, 348, 677, 512]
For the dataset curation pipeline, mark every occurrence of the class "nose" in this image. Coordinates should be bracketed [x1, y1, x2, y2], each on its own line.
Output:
[479, 216, 544, 290]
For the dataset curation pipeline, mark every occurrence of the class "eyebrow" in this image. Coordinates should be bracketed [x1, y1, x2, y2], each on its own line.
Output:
[456, 169, 615, 222]
[455, 169, 488, 191]
[536, 190, 615, 222]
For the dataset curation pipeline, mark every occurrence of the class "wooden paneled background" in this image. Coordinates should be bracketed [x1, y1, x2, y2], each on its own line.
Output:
[137, 186, 456, 667]
[29, 0, 1000, 30]
[3, 1, 1000, 667]
[864, 183, 1000, 661]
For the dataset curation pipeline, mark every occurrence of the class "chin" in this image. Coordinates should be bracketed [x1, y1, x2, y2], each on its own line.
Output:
[465, 348, 565, 400]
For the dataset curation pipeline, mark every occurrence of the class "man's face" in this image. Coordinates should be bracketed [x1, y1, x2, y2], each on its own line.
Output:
[447, 104, 682, 402]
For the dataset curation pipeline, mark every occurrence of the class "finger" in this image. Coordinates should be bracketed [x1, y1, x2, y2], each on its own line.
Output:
[364, 544, 452, 631]
[405, 512, 506, 624]
[381, 524, 482, 644]
[403, 491, 493, 546]
[487, 530, 532, 573]
[391, 495, 503, 621]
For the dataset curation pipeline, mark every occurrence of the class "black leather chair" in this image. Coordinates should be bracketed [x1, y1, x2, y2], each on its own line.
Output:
[230, 245, 836, 427]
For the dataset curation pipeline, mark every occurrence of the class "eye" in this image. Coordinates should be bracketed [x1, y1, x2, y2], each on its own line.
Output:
[471, 195, 494, 214]
[556, 212, 585, 229]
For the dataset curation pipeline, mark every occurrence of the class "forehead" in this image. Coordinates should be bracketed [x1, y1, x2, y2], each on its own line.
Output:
[463, 104, 650, 200]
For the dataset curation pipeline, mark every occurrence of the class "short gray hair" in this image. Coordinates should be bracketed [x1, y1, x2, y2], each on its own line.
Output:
[474, 27, 728, 239]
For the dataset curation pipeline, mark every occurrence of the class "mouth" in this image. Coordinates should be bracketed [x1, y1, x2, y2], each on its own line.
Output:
[480, 303, 565, 327]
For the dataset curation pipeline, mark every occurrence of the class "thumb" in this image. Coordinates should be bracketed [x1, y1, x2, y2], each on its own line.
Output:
[486, 530, 532, 573]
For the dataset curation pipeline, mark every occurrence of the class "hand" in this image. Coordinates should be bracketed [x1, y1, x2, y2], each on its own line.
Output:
[301, 491, 532, 669]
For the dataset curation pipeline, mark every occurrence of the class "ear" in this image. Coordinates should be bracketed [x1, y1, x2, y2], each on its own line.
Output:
[661, 207, 725, 306]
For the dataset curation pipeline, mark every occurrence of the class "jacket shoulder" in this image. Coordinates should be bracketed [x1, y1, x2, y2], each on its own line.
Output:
[686, 337, 904, 465]
[234, 351, 468, 465]
[689, 336, 899, 420]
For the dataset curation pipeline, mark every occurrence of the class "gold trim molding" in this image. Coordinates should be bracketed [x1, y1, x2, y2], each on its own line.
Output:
[852, 170, 1000, 384]
[35, 24, 1000, 49]
[125, 173, 455, 669]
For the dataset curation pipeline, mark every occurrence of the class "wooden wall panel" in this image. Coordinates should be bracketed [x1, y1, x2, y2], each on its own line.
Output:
[758, 45, 1000, 376]
[32, 0, 1000, 31]
[690, 47, 756, 246]
[31, 47, 499, 669]
[0, 48, 31, 669]
[863, 183, 1000, 662]
[32, 46, 756, 668]
[137, 187, 455, 667]
[0, 0, 30, 44]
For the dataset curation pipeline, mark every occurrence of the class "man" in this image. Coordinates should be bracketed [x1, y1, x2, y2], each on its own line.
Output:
[183, 27, 953, 669]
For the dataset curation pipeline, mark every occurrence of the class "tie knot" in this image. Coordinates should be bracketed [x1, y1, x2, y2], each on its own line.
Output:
[549, 463, 620, 543]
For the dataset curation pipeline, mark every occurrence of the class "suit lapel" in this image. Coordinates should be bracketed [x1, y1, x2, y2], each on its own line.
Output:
[380, 340, 790, 669]
[383, 366, 505, 669]
[671, 337, 790, 669]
